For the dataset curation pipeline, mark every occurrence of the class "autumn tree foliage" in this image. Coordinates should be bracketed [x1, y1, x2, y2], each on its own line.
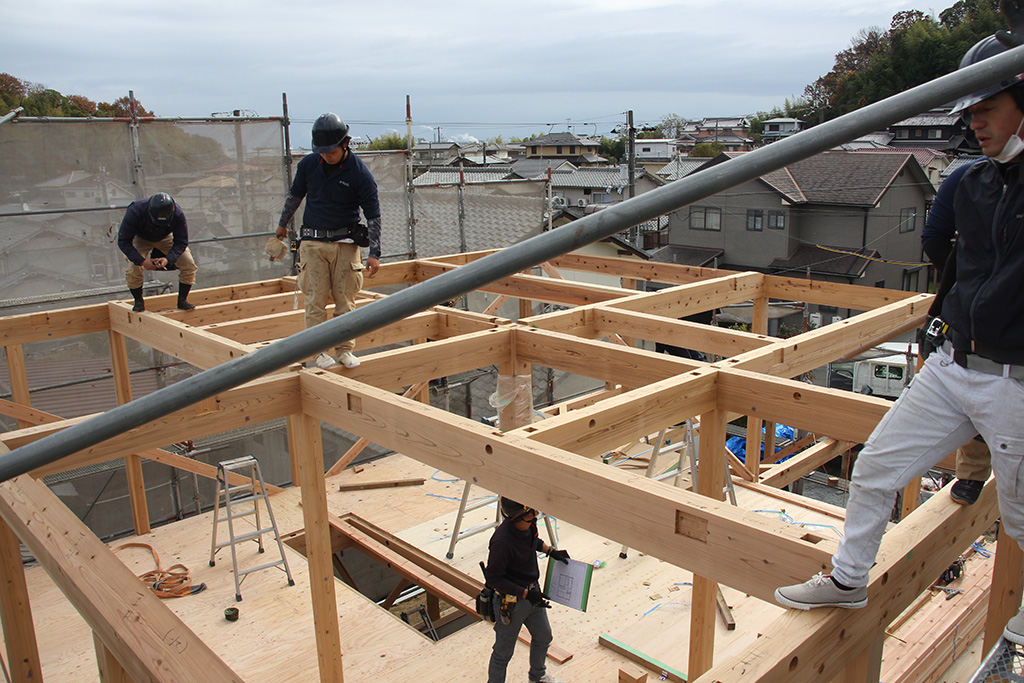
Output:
[0, 74, 154, 117]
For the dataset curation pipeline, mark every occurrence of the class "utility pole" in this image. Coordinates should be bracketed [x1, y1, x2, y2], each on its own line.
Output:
[627, 110, 636, 200]
[406, 95, 417, 258]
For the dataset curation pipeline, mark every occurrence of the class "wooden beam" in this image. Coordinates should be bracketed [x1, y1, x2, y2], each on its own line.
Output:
[514, 327, 698, 390]
[1, 374, 301, 478]
[109, 330, 150, 536]
[337, 478, 425, 492]
[0, 474, 243, 681]
[983, 533, 1024, 653]
[325, 382, 429, 477]
[338, 329, 511, 391]
[300, 372, 834, 604]
[549, 252, 739, 285]
[3, 344, 32, 430]
[609, 273, 765, 318]
[726, 294, 932, 378]
[517, 371, 718, 458]
[763, 275, 923, 310]
[758, 439, 854, 489]
[592, 308, 772, 357]
[692, 478, 1002, 683]
[690, 408, 727, 678]
[0, 397, 62, 426]
[0, 304, 110, 346]
[715, 368, 889, 444]
[293, 413, 345, 683]
[108, 301, 254, 370]
[0, 505, 41, 681]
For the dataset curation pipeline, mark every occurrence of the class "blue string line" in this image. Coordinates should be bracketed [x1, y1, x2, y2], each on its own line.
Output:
[643, 602, 691, 617]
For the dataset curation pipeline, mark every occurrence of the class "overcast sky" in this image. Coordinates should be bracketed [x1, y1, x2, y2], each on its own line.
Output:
[4, 0, 921, 144]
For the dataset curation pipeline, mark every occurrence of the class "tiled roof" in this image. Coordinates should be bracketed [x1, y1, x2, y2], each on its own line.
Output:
[550, 167, 648, 189]
[526, 132, 600, 146]
[891, 111, 960, 127]
[848, 146, 943, 168]
[510, 159, 577, 179]
[656, 158, 706, 181]
[769, 244, 879, 278]
[413, 167, 515, 185]
[942, 155, 984, 177]
[762, 152, 916, 206]
[648, 245, 723, 267]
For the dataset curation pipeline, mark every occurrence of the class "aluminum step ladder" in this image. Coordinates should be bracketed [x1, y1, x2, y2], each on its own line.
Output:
[445, 484, 559, 560]
[209, 455, 294, 601]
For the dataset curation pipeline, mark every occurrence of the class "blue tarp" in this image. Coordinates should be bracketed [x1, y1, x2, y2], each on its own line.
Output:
[726, 423, 796, 463]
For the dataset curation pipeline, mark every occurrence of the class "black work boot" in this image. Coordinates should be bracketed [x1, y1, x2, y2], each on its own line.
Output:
[950, 478, 984, 505]
[177, 283, 195, 311]
[129, 287, 145, 312]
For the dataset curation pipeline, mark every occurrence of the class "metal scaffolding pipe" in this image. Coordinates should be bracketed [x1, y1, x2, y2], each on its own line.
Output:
[3, 45, 1023, 482]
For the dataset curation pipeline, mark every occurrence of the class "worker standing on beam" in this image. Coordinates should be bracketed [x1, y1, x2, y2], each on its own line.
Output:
[276, 112, 381, 370]
[920, 158, 992, 506]
[118, 192, 198, 312]
[484, 498, 570, 683]
[775, 28, 1024, 647]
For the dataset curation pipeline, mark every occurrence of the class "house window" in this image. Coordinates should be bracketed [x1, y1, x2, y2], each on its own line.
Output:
[592, 193, 610, 203]
[913, 129, 923, 138]
[768, 210, 786, 230]
[746, 209, 763, 231]
[896, 130, 909, 139]
[531, 146, 538, 154]
[642, 147, 651, 153]
[903, 268, 921, 292]
[690, 206, 721, 231]
[556, 146, 563, 154]
[569, 146, 576, 154]
[899, 207, 917, 233]
[928, 129, 942, 139]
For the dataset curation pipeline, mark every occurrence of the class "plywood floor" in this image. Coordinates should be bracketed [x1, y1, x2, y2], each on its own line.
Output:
[7, 450, 996, 682]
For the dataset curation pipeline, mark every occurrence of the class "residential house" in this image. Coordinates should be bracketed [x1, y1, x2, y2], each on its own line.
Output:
[665, 151, 934, 302]
[522, 132, 606, 166]
[760, 118, 804, 144]
[678, 117, 753, 153]
[34, 171, 135, 209]
[888, 109, 976, 154]
[543, 166, 663, 209]
[655, 157, 706, 182]
[846, 147, 951, 190]
[412, 142, 461, 170]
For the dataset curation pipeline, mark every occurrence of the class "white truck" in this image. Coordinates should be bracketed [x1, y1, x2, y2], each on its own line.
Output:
[827, 342, 918, 400]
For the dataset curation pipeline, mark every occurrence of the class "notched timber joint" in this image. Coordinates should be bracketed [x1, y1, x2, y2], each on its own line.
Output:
[347, 394, 362, 414]
[675, 511, 709, 543]
[800, 533, 826, 545]
[194, 396, 220, 416]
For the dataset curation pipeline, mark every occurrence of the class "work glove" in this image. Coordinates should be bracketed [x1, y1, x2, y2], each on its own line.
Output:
[526, 586, 548, 605]
[547, 548, 570, 564]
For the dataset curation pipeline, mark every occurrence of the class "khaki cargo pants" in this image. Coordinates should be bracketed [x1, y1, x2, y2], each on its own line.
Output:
[298, 240, 363, 356]
[124, 234, 198, 288]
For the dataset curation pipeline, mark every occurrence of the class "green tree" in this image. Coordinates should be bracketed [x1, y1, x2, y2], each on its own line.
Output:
[599, 136, 625, 164]
[95, 96, 154, 118]
[657, 113, 687, 139]
[691, 142, 724, 157]
[366, 132, 411, 150]
[0, 73, 27, 111]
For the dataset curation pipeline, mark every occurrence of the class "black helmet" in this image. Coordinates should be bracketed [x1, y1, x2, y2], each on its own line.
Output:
[950, 35, 1024, 116]
[147, 193, 175, 226]
[311, 112, 350, 154]
[500, 497, 535, 523]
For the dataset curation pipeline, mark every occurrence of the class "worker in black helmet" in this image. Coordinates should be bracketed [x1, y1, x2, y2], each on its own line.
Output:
[484, 497, 570, 683]
[117, 192, 198, 311]
[275, 112, 382, 370]
[776, 23, 1024, 648]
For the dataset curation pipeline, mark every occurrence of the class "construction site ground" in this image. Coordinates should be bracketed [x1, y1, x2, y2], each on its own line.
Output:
[9, 451, 996, 682]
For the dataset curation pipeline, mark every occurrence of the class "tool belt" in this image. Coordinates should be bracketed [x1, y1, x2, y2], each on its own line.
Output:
[941, 339, 1024, 380]
[299, 223, 369, 247]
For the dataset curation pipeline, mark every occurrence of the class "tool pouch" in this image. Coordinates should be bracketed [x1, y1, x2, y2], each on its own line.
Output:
[475, 586, 496, 623]
[349, 223, 370, 248]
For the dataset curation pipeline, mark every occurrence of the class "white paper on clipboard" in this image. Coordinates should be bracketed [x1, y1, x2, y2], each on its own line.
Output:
[542, 558, 593, 612]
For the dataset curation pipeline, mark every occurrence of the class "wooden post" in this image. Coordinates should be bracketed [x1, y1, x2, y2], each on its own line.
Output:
[498, 332, 532, 431]
[745, 297, 769, 478]
[286, 414, 303, 486]
[94, 631, 131, 683]
[0, 509, 42, 681]
[4, 344, 32, 430]
[109, 330, 150, 535]
[293, 413, 345, 682]
[689, 409, 727, 679]
[832, 631, 883, 683]
[415, 337, 430, 404]
[983, 534, 1024, 653]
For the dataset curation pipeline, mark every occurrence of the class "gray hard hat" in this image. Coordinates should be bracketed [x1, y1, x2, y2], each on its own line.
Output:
[311, 112, 350, 154]
[950, 35, 1024, 115]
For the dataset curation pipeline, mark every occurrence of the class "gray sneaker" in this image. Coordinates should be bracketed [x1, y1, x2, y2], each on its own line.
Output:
[775, 573, 867, 610]
[1005, 606, 1024, 645]
[530, 675, 565, 683]
[314, 353, 337, 369]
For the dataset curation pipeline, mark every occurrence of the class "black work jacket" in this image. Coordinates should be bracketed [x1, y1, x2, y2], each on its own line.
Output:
[944, 158, 1024, 363]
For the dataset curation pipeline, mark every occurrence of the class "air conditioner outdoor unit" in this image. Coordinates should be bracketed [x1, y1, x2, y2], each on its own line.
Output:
[551, 196, 566, 208]
[577, 198, 587, 207]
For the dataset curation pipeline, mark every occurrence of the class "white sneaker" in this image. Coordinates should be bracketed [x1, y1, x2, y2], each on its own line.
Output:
[314, 353, 337, 369]
[775, 573, 867, 610]
[531, 675, 566, 683]
[338, 351, 360, 368]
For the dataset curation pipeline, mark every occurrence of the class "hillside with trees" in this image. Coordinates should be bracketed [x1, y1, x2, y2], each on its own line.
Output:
[0, 73, 153, 117]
